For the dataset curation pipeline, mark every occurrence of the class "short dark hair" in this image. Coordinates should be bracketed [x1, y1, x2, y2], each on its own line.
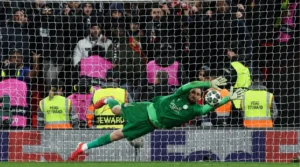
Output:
[150, 3, 160, 9]
[203, 69, 218, 78]
[106, 69, 119, 82]
[9, 49, 22, 56]
[76, 78, 92, 93]
[13, 8, 24, 15]
[252, 70, 264, 81]
[226, 41, 246, 55]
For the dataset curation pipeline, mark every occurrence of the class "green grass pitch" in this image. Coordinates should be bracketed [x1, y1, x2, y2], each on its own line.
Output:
[1, 162, 299, 167]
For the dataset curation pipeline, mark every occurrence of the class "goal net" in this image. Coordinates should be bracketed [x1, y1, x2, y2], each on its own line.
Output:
[0, 0, 299, 163]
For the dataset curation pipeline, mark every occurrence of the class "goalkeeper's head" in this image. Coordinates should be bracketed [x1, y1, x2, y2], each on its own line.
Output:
[188, 88, 201, 104]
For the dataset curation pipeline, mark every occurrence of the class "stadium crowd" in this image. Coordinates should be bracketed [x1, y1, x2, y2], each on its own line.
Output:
[0, 0, 299, 129]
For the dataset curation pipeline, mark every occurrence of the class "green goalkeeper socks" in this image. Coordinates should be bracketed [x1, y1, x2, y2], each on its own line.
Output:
[87, 133, 112, 149]
[106, 98, 120, 109]
[85, 100, 119, 150]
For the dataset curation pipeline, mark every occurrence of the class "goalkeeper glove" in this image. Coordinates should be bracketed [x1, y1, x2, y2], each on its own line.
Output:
[229, 86, 245, 100]
[210, 77, 227, 90]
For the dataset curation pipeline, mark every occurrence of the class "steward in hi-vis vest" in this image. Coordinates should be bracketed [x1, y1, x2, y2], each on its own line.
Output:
[38, 79, 79, 129]
[223, 41, 252, 110]
[241, 73, 278, 128]
[87, 70, 133, 129]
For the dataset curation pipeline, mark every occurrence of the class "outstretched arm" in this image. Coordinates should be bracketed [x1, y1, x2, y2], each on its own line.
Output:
[196, 87, 245, 116]
[175, 77, 227, 95]
[196, 96, 230, 116]
[175, 81, 211, 95]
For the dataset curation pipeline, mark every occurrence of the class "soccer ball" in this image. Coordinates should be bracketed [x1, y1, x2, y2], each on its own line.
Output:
[205, 90, 222, 106]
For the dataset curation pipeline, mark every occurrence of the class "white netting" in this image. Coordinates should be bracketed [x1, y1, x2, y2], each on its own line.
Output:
[0, 0, 299, 163]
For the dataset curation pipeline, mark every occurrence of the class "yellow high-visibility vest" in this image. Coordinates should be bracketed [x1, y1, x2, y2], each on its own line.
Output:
[1, 70, 20, 77]
[231, 61, 252, 109]
[93, 88, 126, 129]
[242, 90, 273, 128]
[39, 95, 71, 129]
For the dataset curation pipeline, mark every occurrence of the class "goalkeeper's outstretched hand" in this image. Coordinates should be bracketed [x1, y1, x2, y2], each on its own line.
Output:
[229, 86, 245, 100]
[210, 77, 227, 90]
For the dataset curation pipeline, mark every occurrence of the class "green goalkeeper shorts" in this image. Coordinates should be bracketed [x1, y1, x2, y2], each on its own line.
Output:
[121, 102, 156, 141]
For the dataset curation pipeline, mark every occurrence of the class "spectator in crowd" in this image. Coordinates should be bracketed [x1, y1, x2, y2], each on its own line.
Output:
[0, 0, 42, 22]
[142, 70, 174, 101]
[2, 49, 39, 82]
[201, 0, 252, 69]
[126, 16, 140, 37]
[145, 3, 174, 60]
[198, 65, 210, 82]
[86, 69, 132, 129]
[126, 16, 147, 64]
[73, 23, 112, 67]
[104, 3, 125, 38]
[68, 78, 93, 128]
[0, 0, 13, 21]
[58, 2, 87, 66]
[174, 16, 194, 79]
[25, 1, 60, 23]
[241, 71, 278, 128]
[37, 79, 79, 129]
[76, 2, 99, 39]
[0, 9, 31, 64]
[105, 22, 147, 100]
[0, 63, 29, 128]
[146, 44, 188, 87]
[60, 2, 82, 46]
[123, 2, 139, 17]
[64, 2, 82, 16]
[222, 41, 252, 87]
[221, 41, 252, 126]
[30, 3, 64, 88]
[79, 45, 112, 80]
[186, 2, 214, 80]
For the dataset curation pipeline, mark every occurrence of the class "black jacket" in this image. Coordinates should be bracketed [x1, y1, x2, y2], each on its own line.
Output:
[30, 15, 64, 64]
[144, 16, 175, 60]
[0, 20, 31, 64]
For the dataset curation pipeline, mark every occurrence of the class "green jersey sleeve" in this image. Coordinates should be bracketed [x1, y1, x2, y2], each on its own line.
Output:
[175, 81, 211, 95]
[196, 96, 231, 115]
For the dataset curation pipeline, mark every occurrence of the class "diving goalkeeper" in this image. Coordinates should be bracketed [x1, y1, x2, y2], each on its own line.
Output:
[68, 77, 244, 160]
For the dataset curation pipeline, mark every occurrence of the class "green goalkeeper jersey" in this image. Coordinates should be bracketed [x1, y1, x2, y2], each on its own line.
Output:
[150, 81, 230, 129]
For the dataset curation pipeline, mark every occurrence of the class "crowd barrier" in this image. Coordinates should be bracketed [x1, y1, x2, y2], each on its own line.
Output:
[0, 128, 299, 162]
